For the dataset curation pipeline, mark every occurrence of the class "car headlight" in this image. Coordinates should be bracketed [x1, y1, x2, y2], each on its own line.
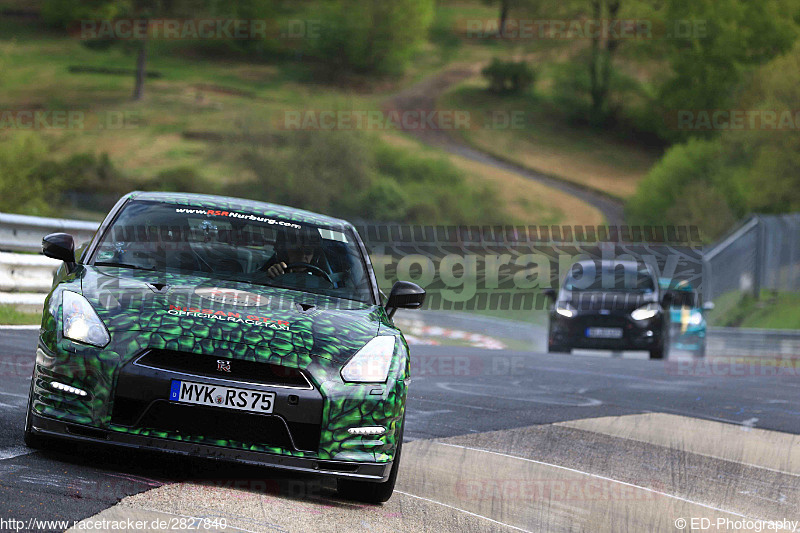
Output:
[631, 303, 660, 321]
[555, 302, 576, 318]
[62, 291, 110, 347]
[341, 336, 397, 383]
[688, 311, 703, 326]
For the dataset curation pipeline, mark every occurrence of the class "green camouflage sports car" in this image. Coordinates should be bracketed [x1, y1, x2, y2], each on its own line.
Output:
[24, 192, 425, 503]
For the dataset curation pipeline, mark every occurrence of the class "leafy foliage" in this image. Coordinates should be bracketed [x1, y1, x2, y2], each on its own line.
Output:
[628, 39, 800, 238]
[232, 130, 499, 224]
[657, 0, 798, 141]
[310, 0, 435, 76]
[481, 58, 535, 94]
[0, 134, 58, 216]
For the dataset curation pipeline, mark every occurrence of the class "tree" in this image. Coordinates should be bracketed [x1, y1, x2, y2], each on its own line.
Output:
[525, 0, 658, 124]
[313, 0, 435, 76]
[44, 0, 220, 100]
[658, 0, 797, 137]
[481, 0, 517, 38]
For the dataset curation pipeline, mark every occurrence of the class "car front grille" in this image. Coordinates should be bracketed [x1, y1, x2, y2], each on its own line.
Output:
[131, 400, 320, 452]
[135, 349, 311, 389]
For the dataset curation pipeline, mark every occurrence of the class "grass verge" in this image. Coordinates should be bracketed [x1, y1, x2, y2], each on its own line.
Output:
[707, 291, 800, 330]
[440, 80, 662, 201]
[0, 305, 41, 325]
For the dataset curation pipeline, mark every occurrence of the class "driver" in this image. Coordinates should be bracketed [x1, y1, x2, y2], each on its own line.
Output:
[266, 227, 323, 279]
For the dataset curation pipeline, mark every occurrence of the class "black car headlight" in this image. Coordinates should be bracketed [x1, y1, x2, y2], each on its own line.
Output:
[555, 302, 577, 318]
[62, 291, 110, 347]
[341, 336, 397, 383]
[631, 303, 660, 322]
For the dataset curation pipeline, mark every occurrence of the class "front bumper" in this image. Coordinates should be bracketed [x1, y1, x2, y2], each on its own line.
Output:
[32, 328, 408, 476]
[29, 413, 392, 481]
[549, 313, 666, 350]
[670, 325, 706, 351]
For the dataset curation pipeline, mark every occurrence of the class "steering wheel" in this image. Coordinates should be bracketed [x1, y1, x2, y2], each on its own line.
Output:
[280, 262, 334, 283]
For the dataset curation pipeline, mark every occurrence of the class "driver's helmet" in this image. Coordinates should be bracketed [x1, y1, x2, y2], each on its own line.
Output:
[277, 226, 323, 262]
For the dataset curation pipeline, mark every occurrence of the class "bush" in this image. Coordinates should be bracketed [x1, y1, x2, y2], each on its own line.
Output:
[235, 130, 375, 215]
[42, 0, 124, 29]
[481, 58, 535, 95]
[373, 143, 500, 224]
[626, 137, 740, 241]
[234, 130, 501, 224]
[358, 177, 409, 221]
[0, 136, 136, 216]
[0, 133, 59, 216]
[310, 0, 435, 76]
[148, 166, 217, 194]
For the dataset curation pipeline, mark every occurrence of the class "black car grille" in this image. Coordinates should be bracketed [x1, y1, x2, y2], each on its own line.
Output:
[135, 350, 311, 389]
[131, 401, 320, 452]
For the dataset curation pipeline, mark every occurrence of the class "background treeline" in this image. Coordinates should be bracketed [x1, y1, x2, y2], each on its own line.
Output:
[3, 0, 800, 235]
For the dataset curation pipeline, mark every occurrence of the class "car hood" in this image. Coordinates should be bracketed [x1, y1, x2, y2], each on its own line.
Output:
[78, 266, 387, 363]
[563, 290, 658, 314]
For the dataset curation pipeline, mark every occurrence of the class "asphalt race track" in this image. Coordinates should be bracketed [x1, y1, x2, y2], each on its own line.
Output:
[1, 326, 799, 532]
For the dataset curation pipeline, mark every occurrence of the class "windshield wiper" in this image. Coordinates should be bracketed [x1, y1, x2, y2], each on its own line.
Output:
[94, 261, 157, 272]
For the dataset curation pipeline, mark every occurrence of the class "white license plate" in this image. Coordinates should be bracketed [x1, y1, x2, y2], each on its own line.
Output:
[586, 327, 623, 339]
[170, 380, 275, 414]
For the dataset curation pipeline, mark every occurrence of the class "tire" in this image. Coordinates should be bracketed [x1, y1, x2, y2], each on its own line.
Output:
[337, 418, 404, 504]
[548, 344, 570, 354]
[649, 336, 669, 360]
[695, 343, 707, 358]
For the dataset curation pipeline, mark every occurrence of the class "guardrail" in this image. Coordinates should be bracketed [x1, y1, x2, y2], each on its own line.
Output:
[0, 252, 60, 293]
[0, 212, 98, 253]
[0, 212, 98, 307]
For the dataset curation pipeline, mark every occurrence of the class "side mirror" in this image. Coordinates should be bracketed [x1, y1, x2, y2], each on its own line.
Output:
[542, 288, 557, 301]
[42, 233, 76, 268]
[385, 281, 426, 319]
[702, 301, 715, 311]
[661, 291, 674, 307]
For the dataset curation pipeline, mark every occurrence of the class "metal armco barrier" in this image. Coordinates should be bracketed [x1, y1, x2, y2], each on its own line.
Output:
[0, 212, 98, 253]
[0, 252, 60, 293]
[0, 212, 98, 305]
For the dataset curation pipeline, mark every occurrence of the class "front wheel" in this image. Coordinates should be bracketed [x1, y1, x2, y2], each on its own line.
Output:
[649, 337, 669, 360]
[337, 419, 404, 504]
[695, 342, 707, 358]
[548, 343, 570, 353]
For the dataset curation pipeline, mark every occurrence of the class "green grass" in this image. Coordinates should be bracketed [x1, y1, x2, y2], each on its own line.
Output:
[440, 82, 661, 200]
[460, 307, 547, 327]
[0, 12, 570, 226]
[707, 291, 800, 329]
[0, 305, 41, 325]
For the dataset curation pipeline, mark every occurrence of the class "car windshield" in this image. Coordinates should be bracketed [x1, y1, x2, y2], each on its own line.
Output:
[90, 200, 373, 303]
[670, 290, 698, 308]
[563, 263, 655, 293]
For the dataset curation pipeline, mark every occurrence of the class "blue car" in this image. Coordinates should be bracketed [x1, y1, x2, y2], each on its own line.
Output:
[658, 279, 714, 357]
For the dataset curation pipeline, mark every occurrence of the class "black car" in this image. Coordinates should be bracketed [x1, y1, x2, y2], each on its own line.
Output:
[544, 260, 671, 359]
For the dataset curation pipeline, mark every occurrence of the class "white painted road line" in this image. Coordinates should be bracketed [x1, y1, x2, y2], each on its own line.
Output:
[0, 325, 39, 329]
[0, 446, 34, 461]
[435, 442, 776, 524]
[395, 490, 535, 533]
[0, 391, 28, 399]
